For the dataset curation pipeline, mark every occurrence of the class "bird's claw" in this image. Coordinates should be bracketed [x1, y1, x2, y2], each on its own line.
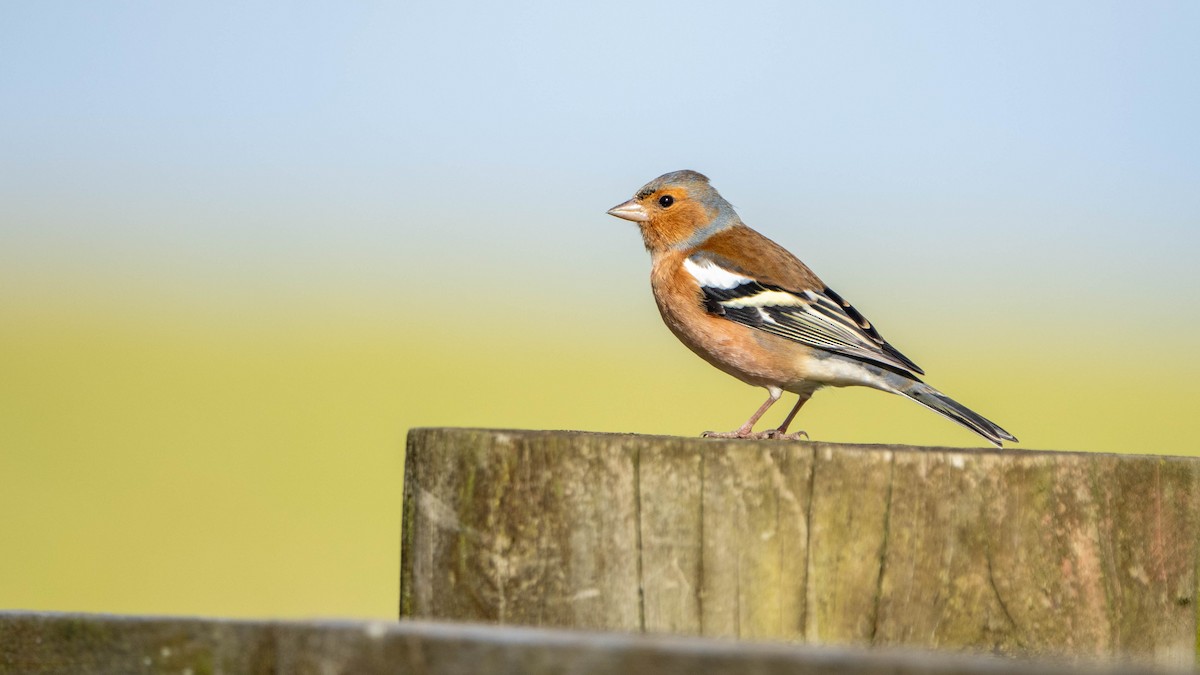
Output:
[702, 430, 755, 439]
[765, 429, 809, 441]
[701, 429, 809, 441]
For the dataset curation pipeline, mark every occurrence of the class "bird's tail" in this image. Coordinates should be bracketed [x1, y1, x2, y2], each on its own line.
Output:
[897, 381, 1017, 448]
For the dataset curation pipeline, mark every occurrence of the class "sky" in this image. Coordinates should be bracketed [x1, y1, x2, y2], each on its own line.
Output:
[1, 1, 1199, 621]
[2, 2, 1197, 308]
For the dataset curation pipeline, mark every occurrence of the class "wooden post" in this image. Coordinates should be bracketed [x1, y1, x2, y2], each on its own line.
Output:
[401, 428, 1200, 667]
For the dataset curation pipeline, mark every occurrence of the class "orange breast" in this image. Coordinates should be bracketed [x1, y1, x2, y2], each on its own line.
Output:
[648, 250, 816, 391]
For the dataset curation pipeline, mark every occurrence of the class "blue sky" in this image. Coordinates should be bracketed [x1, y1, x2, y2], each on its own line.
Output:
[2, 2, 1197, 320]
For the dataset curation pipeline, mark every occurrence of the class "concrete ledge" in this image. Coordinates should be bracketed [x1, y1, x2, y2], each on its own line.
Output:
[402, 428, 1200, 666]
[0, 612, 1185, 675]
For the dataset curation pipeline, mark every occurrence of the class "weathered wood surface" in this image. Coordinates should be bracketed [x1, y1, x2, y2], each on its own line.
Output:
[0, 612, 1184, 675]
[401, 428, 1200, 667]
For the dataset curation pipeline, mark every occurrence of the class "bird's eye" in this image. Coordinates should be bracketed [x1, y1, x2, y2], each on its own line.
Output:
[658, 195, 674, 208]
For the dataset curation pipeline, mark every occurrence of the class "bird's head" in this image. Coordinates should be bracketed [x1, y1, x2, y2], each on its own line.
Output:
[607, 170, 740, 253]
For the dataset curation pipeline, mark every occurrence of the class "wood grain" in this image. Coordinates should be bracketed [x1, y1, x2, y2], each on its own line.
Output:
[401, 428, 1200, 666]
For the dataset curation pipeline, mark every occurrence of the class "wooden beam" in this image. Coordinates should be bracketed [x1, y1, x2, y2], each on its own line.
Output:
[0, 612, 1182, 675]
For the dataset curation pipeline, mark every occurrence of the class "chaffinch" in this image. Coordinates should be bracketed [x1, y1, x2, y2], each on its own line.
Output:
[607, 170, 1016, 447]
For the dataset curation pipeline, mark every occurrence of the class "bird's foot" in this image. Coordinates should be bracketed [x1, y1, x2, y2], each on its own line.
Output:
[701, 428, 809, 441]
[762, 428, 810, 441]
[702, 429, 767, 440]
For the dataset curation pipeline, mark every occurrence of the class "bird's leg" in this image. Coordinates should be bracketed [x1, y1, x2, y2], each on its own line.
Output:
[702, 387, 781, 439]
[763, 392, 811, 440]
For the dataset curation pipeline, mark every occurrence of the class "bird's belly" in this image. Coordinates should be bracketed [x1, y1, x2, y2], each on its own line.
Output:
[655, 296, 803, 388]
[656, 291, 898, 395]
[675, 326, 789, 387]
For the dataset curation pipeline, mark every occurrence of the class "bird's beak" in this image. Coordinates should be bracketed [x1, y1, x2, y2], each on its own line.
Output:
[606, 199, 649, 223]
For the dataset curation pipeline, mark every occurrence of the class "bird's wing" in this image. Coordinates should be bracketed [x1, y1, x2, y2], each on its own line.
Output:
[684, 252, 925, 378]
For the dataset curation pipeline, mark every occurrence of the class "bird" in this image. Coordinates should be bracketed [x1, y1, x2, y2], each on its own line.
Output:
[606, 170, 1016, 447]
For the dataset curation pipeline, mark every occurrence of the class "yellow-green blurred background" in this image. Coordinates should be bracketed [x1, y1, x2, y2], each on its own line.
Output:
[2, 3, 1198, 620]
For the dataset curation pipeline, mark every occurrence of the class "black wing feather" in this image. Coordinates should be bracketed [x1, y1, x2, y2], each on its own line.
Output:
[691, 266, 924, 378]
